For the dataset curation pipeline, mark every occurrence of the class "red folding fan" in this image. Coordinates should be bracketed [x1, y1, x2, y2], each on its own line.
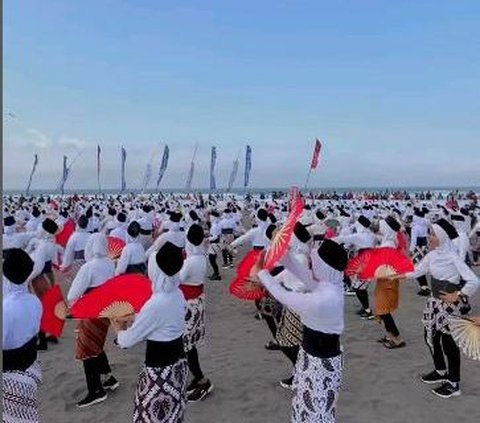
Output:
[55, 219, 75, 247]
[264, 188, 304, 271]
[347, 247, 414, 280]
[229, 249, 266, 301]
[107, 236, 126, 260]
[41, 284, 68, 338]
[70, 273, 153, 319]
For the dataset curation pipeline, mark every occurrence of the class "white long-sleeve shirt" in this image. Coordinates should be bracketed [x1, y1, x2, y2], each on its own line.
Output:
[333, 231, 376, 251]
[29, 239, 63, 279]
[67, 257, 115, 304]
[406, 249, 479, 297]
[179, 254, 207, 286]
[115, 241, 146, 275]
[230, 222, 269, 249]
[258, 269, 344, 334]
[116, 289, 186, 347]
[146, 230, 185, 258]
[61, 230, 90, 268]
[110, 225, 127, 243]
[3, 282, 42, 350]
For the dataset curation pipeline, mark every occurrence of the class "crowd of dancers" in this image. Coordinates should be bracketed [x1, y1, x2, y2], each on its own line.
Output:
[3, 191, 480, 422]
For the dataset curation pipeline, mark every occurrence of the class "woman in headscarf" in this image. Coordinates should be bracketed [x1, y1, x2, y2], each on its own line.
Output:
[3, 249, 43, 423]
[115, 221, 147, 275]
[257, 239, 347, 423]
[374, 216, 406, 349]
[405, 218, 479, 398]
[67, 233, 119, 408]
[179, 224, 213, 402]
[113, 241, 188, 423]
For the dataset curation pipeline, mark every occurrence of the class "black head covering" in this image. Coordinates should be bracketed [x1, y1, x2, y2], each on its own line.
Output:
[316, 210, 326, 220]
[268, 213, 277, 224]
[211, 211, 220, 218]
[155, 241, 184, 276]
[317, 239, 348, 272]
[4, 215, 15, 227]
[117, 213, 127, 223]
[78, 215, 89, 229]
[3, 248, 34, 285]
[42, 218, 58, 235]
[385, 216, 400, 232]
[450, 214, 465, 222]
[358, 215, 371, 229]
[257, 209, 268, 222]
[434, 218, 459, 240]
[127, 221, 141, 238]
[189, 210, 200, 222]
[170, 212, 182, 223]
[32, 207, 41, 218]
[143, 205, 152, 213]
[108, 208, 117, 216]
[294, 222, 311, 243]
[187, 224, 204, 246]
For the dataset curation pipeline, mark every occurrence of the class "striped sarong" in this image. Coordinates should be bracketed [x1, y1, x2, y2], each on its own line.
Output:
[75, 318, 110, 361]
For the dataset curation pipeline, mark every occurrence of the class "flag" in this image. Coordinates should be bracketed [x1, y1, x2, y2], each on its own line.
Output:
[25, 154, 39, 196]
[227, 156, 239, 191]
[210, 146, 217, 190]
[310, 139, 322, 170]
[59, 155, 69, 195]
[185, 144, 198, 190]
[97, 145, 102, 192]
[244, 145, 252, 188]
[156, 145, 170, 189]
[121, 147, 127, 192]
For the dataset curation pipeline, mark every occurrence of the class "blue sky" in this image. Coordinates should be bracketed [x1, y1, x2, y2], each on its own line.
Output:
[4, 0, 480, 190]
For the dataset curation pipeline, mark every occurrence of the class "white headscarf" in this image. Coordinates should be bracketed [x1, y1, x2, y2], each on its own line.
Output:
[85, 233, 108, 260]
[379, 219, 398, 248]
[310, 249, 344, 289]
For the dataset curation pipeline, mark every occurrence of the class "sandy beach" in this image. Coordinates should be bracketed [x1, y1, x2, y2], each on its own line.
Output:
[37, 252, 480, 423]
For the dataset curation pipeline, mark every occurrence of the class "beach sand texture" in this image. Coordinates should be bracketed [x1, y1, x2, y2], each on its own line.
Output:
[40, 260, 480, 423]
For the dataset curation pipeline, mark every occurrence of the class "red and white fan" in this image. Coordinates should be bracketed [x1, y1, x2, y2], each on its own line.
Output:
[346, 247, 414, 280]
[229, 250, 266, 301]
[41, 284, 68, 338]
[107, 236, 126, 260]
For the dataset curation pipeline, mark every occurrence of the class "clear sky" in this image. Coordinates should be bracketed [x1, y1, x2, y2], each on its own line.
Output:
[3, 0, 480, 191]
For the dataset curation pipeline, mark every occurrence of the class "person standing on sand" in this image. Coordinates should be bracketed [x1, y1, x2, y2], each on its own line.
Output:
[257, 239, 347, 423]
[405, 218, 479, 398]
[113, 241, 188, 423]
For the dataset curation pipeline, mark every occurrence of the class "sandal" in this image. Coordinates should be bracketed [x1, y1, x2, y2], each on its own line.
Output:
[383, 340, 406, 349]
[377, 336, 389, 343]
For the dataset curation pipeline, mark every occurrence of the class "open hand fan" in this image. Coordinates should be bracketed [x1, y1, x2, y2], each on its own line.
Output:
[229, 249, 266, 301]
[264, 187, 304, 271]
[345, 250, 373, 278]
[70, 273, 153, 319]
[107, 236, 126, 260]
[448, 315, 480, 361]
[41, 284, 68, 338]
[55, 219, 75, 247]
[346, 247, 414, 280]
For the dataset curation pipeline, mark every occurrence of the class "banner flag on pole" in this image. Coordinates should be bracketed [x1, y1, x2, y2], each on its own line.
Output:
[243, 145, 252, 188]
[97, 145, 102, 192]
[227, 155, 239, 191]
[310, 138, 322, 170]
[25, 154, 39, 196]
[210, 146, 217, 190]
[121, 147, 127, 192]
[185, 144, 198, 190]
[156, 145, 170, 189]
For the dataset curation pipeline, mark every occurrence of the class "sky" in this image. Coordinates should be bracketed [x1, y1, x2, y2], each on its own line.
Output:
[3, 0, 480, 191]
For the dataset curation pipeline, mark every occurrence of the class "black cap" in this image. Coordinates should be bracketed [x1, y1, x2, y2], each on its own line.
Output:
[434, 218, 458, 240]
[155, 241, 184, 276]
[78, 215, 89, 229]
[385, 216, 400, 232]
[317, 239, 348, 272]
[294, 222, 311, 243]
[127, 221, 141, 238]
[117, 213, 127, 223]
[266, 224, 277, 240]
[170, 212, 182, 223]
[358, 215, 371, 229]
[42, 218, 59, 235]
[257, 209, 268, 222]
[187, 224, 204, 246]
[189, 210, 200, 222]
[316, 210, 326, 220]
[3, 248, 34, 284]
[4, 216, 15, 227]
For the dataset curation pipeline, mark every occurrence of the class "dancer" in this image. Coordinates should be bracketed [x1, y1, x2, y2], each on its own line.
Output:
[179, 224, 214, 401]
[115, 221, 147, 275]
[409, 208, 431, 296]
[114, 241, 188, 422]
[67, 233, 119, 407]
[405, 218, 479, 398]
[258, 239, 347, 423]
[3, 249, 43, 423]
[207, 211, 222, 280]
[60, 215, 90, 284]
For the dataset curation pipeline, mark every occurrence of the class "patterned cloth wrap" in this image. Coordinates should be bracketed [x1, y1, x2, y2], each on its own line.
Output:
[2, 361, 42, 423]
[133, 359, 188, 423]
[422, 296, 462, 349]
[292, 348, 343, 423]
[184, 294, 206, 352]
[75, 318, 110, 361]
[276, 309, 303, 348]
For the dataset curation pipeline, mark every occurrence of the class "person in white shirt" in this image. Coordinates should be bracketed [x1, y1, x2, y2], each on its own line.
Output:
[3, 215, 36, 256]
[178, 224, 213, 402]
[207, 211, 222, 280]
[113, 241, 188, 423]
[3, 249, 43, 423]
[60, 215, 90, 285]
[137, 205, 154, 250]
[409, 209, 432, 296]
[405, 218, 479, 399]
[109, 212, 128, 242]
[258, 239, 347, 423]
[145, 212, 185, 258]
[451, 214, 471, 264]
[25, 207, 42, 233]
[115, 221, 146, 275]
[67, 233, 119, 408]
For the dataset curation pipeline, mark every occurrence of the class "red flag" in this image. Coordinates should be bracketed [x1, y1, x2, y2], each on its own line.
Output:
[310, 139, 322, 169]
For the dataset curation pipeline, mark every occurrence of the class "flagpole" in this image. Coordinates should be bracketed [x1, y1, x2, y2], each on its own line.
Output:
[304, 167, 313, 191]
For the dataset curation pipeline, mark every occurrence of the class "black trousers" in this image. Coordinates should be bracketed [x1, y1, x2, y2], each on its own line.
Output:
[380, 313, 400, 337]
[83, 351, 112, 393]
[417, 275, 429, 289]
[222, 249, 233, 266]
[280, 345, 299, 367]
[424, 330, 461, 382]
[187, 347, 204, 381]
[355, 289, 369, 310]
[209, 254, 219, 276]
